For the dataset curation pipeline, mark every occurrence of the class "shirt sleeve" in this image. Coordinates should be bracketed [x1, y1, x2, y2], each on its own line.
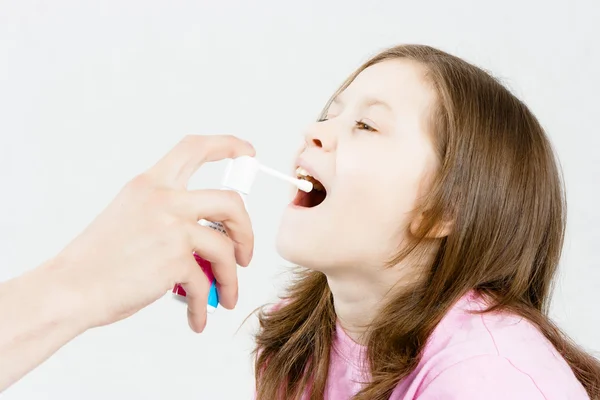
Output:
[416, 355, 546, 400]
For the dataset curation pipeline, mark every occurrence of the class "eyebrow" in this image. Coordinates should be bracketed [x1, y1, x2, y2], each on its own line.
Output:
[331, 96, 393, 112]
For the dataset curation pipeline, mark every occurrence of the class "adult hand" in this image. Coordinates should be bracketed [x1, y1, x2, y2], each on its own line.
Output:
[52, 134, 255, 333]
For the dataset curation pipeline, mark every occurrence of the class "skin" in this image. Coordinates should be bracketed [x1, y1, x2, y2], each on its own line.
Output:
[0, 135, 255, 391]
[276, 59, 441, 342]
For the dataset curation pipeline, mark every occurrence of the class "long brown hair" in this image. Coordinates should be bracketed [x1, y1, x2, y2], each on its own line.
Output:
[253, 44, 600, 399]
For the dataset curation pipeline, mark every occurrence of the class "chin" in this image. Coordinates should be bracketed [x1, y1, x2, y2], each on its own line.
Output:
[275, 219, 326, 270]
[276, 223, 311, 266]
[275, 183, 338, 269]
[275, 222, 351, 273]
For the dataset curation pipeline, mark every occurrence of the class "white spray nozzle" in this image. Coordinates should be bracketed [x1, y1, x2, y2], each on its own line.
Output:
[296, 178, 314, 193]
[221, 156, 313, 195]
[258, 164, 313, 192]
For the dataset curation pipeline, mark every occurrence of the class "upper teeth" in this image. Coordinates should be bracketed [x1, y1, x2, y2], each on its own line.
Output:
[296, 167, 325, 191]
[296, 167, 311, 178]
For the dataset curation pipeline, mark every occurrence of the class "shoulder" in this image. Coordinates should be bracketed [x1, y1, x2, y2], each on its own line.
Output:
[398, 293, 588, 399]
[414, 354, 547, 399]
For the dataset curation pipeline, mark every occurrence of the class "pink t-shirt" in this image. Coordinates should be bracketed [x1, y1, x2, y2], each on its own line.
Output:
[324, 291, 588, 399]
[255, 291, 590, 399]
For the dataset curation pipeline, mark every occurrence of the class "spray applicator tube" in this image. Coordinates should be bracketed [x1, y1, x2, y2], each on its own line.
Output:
[172, 156, 312, 312]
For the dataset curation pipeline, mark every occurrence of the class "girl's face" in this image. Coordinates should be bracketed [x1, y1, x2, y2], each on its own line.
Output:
[276, 59, 440, 273]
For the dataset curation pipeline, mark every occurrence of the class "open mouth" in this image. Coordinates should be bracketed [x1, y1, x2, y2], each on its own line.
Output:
[293, 167, 327, 208]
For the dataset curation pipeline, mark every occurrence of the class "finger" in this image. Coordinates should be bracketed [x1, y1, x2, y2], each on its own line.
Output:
[179, 255, 211, 333]
[149, 135, 255, 188]
[172, 189, 253, 267]
[188, 224, 239, 310]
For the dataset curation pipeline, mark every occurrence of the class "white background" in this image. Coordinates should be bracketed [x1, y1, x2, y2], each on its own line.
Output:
[1, 0, 599, 399]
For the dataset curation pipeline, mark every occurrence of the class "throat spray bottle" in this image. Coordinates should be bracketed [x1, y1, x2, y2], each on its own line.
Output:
[172, 155, 312, 312]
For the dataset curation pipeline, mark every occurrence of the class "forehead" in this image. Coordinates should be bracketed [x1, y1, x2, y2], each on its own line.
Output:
[335, 59, 436, 117]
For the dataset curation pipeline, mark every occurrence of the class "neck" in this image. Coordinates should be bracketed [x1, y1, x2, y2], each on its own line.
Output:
[326, 265, 409, 344]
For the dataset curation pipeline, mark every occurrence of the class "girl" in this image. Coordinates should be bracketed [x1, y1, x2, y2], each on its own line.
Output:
[253, 45, 600, 399]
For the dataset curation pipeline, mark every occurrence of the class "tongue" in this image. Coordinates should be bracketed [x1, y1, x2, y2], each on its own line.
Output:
[297, 191, 312, 207]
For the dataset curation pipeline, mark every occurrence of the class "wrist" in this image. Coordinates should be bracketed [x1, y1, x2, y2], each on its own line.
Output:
[0, 258, 91, 390]
[30, 257, 93, 336]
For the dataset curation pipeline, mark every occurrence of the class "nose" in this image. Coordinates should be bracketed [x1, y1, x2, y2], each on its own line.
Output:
[304, 120, 337, 152]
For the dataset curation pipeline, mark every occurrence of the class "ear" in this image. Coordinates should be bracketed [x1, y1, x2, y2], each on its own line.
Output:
[409, 211, 454, 239]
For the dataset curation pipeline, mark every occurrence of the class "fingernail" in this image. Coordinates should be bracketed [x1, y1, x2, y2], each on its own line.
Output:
[244, 140, 256, 152]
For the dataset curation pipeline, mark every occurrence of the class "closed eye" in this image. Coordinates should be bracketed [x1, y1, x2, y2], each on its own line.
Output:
[316, 117, 378, 133]
[355, 120, 377, 132]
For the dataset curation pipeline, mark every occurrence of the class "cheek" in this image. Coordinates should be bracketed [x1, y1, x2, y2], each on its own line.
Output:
[334, 153, 384, 213]
[333, 144, 430, 227]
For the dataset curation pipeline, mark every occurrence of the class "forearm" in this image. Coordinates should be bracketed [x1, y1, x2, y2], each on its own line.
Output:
[0, 259, 88, 391]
